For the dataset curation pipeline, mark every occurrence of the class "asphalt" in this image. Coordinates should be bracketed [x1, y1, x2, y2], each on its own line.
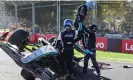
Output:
[0, 48, 133, 80]
[75, 61, 133, 80]
[0, 48, 23, 80]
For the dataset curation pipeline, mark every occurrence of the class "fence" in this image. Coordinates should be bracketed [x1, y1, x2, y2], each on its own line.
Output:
[2, 1, 84, 34]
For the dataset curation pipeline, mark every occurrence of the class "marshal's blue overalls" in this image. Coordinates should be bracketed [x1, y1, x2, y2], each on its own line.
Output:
[56, 29, 78, 76]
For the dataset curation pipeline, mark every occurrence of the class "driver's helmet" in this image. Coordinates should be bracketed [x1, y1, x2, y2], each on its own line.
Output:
[85, 0, 95, 10]
[8, 29, 30, 50]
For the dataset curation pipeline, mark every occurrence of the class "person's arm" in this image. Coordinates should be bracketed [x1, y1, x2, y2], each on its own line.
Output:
[82, 24, 91, 34]
[73, 30, 82, 43]
[74, 4, 91, 35]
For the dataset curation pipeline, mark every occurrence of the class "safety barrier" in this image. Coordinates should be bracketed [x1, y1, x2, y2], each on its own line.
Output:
[122, 39, 133, 53]
[1, 32, 133, 54]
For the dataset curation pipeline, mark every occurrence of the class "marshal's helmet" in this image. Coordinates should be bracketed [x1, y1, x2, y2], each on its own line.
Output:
[64, 19, 73, 28]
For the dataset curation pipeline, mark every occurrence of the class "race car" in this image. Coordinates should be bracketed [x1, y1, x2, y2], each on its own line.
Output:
[0, 29, 83, 80]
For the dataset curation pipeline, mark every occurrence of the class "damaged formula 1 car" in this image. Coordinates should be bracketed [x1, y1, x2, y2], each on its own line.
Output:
[0, 29, 83, 80]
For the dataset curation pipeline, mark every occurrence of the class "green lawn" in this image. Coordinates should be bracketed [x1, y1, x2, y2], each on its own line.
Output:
[74, 50, 133, 62]
[26, 45, 133, 62]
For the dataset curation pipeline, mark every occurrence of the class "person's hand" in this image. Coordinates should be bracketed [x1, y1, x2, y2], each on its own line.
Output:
[84, 49, 94, 55]
[84, 49, 89, 54]
[89, 50, 94, 55]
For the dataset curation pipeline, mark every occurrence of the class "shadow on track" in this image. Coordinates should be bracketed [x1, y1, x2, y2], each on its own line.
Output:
[100, 67, 113, 70]
[74, 65, 111, 80]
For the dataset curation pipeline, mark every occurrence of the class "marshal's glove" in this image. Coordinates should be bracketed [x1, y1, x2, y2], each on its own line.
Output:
[84, 49, 94, 55]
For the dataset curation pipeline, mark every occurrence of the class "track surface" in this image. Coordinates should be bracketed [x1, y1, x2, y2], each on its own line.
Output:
[0, 48, 133, 80]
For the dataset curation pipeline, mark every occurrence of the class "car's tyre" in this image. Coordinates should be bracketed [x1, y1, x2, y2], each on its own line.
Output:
[21, 69, 35, 80]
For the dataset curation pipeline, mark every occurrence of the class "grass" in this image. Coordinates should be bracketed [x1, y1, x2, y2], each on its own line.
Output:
[74, 50, 133, 62]
[26, 45, 133, 62]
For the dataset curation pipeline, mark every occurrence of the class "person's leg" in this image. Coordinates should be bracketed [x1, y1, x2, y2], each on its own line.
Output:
[59, 53, 65, 72]
[66, 53, 74, 76]
[83, 54, 90, 74]
[60, 52, 68, 75]
[64, 52, 76, 80]
[90, 50, 101, 75]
